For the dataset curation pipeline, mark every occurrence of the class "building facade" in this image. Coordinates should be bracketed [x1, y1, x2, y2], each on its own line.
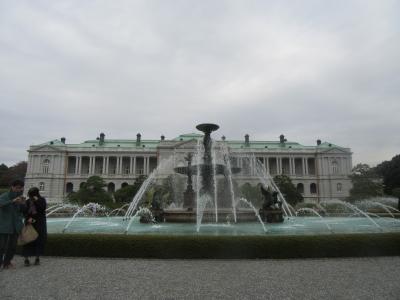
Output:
[24, 132, 353, 203]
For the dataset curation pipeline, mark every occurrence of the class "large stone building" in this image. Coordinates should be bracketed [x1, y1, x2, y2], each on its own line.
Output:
[24, 132, 352, 203]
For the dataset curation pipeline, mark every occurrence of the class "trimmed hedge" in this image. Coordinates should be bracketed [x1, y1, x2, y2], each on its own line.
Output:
[37, 233, 400, 259]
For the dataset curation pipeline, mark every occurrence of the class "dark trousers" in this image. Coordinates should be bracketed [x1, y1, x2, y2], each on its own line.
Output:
[0, 233, 18, 267]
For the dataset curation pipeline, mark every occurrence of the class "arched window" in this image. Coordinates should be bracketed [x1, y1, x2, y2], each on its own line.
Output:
[42, 159, 50, 174]
[310, 183, 317, 194]
[296, 183, 304, 194]
[337, 183, 342, 192]
[121, 182, 129, 189]
[39, 182, 45, 191]
[107, 182, 115, 193]
[66, 182, 74, 193]
[332, 160, 339, 174]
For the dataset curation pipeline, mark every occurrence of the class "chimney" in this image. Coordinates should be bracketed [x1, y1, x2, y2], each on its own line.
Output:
[136, 133, 141, 146]
[60, 137, 66, 144]
[317, 139, 321, 146]
[279, 134, 287, 144]
[99, 133, 105, 145]
[245, 134, 250, 146]
[161, 135, 165, 141]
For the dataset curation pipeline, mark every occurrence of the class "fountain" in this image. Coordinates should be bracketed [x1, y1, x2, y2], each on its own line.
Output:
[161, 123, 269, 226]
[62, 202, 108, 233]
[44, 124, 400, 236]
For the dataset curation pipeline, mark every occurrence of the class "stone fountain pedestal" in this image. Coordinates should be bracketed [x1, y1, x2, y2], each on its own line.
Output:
[183, 186, 196, 210]
[259, 209, 284, 223]
[163, 209, 258, 223]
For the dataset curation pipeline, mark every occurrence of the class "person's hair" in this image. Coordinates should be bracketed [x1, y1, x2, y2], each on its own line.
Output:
[28, 187, 40, 198]
[11, 179, 24, 187]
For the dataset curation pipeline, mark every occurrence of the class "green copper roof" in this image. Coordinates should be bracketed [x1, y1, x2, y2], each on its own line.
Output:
[33, 137, 348, 151]
[173, 133, 203, 141]
[226, 140, 303, 149]
[79, 139, 160, 148]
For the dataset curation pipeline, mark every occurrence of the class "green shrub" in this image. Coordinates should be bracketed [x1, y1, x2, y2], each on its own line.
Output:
[274, 175, 303, 206]
[37, 233, 400, 259]
[114, 175, 148, 203]
[295, 202, 317, 209]
[68, 176, 113, 206]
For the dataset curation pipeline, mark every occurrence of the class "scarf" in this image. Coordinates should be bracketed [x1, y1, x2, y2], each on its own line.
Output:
[27, 199, 38, 215]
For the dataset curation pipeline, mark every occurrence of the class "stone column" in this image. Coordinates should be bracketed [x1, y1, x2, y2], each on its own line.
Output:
[105, 157, 109, 174]
[38, 155, 43, 173]
[27, 155, 33, 174]
[115, 157, 119, 174]
[74, 156, 79, 175]
[35, 156, 40, 173]
[52, 155, 57, 173]
[278, 157, 282, 175]
[93, 156, 97, 174]
[76, 156, 80, 175]
[120, 157, 124, 174]
[133, 157, 137, 176]
[92, 157, 96, 174]
[305, 158, 309, 175]
[321, 157, 326, 176]
[29, 155, 33, 174]
[32, 155, 36, 173]
[259, 157, 265, 173]
[265, 156, 269, 174]
[145, 157, 149, 175]
[88, 157, 93, 174]
[102, 156, 106, 174]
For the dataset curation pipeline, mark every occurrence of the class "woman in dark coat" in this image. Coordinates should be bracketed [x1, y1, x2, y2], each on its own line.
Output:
[22, 187, 47, 266]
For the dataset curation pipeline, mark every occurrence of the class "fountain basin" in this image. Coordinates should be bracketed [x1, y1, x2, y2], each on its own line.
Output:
[46, 216, 400, 235]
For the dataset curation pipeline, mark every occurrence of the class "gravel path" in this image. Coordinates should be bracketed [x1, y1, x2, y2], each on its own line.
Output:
[1, 256, 399, 299]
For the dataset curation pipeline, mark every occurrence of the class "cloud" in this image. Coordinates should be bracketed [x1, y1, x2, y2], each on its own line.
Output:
[0, 0, 399, 166]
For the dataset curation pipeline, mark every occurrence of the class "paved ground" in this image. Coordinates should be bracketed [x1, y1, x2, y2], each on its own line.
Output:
[0, 256, 399, 299]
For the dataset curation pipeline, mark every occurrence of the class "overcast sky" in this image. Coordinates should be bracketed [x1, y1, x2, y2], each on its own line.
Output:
[0, 0, 399, 167]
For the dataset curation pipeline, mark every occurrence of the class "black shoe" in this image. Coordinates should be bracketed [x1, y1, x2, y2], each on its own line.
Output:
[3, 262, 16, 269]
[34, 258, 40, 266]
[24, 259, 30, 267]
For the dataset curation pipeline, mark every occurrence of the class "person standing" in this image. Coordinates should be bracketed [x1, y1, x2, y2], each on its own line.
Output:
[0, 180, 25, 269]
[22, 187, 47, 266]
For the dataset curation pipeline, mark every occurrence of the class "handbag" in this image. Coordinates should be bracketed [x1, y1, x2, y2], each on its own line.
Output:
[17, 224, 39, 246]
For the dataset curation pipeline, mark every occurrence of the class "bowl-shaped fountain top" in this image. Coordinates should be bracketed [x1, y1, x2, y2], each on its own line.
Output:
[196, 123, 219, 134]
